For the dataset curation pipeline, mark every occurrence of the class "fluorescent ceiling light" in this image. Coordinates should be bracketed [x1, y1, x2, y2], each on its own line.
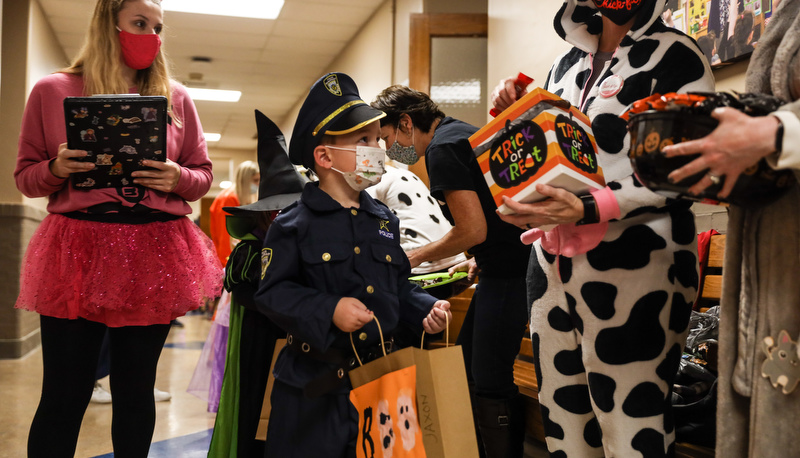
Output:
[204, 132, 221, 142]
[186, 87, 242, 102]
[219, 180, 233, 189]
[162, 0, 284, 20]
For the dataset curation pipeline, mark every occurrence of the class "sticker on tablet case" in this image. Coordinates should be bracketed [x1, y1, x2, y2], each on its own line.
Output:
[96, 154, 113, 166]
[142, 107, 159, 122]
[75, 178, 96, 188]
[72, 107, 89, 118]
[81, 129, 97, 142]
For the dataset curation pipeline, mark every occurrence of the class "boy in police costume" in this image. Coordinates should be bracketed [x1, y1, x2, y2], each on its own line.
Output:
[255, 72, 451, 457]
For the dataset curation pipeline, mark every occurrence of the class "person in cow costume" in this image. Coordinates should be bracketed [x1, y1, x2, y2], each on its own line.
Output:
[491, 0, 714, 455]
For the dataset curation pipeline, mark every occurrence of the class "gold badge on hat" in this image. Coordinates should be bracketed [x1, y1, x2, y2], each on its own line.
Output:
[261, 247, 273, 280]
[323, 74, 342, 96]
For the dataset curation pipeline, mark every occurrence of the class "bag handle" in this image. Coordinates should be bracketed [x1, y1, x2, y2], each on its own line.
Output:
[350, 309, 452, 366]
[349, 315, 386, 367]
[420, 310, 450, 349]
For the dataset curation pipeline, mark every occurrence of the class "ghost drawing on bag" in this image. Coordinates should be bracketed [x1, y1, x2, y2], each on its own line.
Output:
[377, 399, 396, 457]
[396, 390, 419, 451]
[350, 365, 426, 458]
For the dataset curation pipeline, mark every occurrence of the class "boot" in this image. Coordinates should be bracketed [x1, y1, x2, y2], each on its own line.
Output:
[468, 384, 487, 458]
[474, 395, 526, 458]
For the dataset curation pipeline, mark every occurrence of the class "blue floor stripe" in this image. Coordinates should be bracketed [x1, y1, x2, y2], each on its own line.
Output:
[163, 340, 205, 350]
[92, 428, 213, 458]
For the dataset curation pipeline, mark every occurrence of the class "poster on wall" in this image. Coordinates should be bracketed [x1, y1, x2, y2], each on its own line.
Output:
[662, 0, 777, 67]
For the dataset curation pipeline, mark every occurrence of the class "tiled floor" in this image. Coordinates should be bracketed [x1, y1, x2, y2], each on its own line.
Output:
[0, 312, 549, 457]
[0, 313, 217, 458]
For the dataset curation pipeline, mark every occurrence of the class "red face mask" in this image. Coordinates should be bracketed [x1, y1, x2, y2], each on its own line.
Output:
[118, 28, 161, 70]
[593, 0, 646, 25]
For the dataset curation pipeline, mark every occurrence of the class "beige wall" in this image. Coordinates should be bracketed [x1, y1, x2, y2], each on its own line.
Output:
[487, 1, 570, 121]
[0, 0, 41, 358]
[20, 0, 69, 213]
[1, 1, 30, 207]
[278, 0, 423, 146]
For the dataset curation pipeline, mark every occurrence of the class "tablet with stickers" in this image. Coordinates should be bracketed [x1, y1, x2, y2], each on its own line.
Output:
[64, 95, 168, 189]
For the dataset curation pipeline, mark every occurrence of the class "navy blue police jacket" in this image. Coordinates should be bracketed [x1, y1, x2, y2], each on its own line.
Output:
[255, 182, 436, 394]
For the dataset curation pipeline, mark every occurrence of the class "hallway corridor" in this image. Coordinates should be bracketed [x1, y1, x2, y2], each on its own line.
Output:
[0, 312, 549, 457]
[1, 313, 217, 457]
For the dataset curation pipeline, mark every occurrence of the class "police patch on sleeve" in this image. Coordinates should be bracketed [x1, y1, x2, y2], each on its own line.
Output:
[261, 247, 273, 280]
[378, 219, 394, 239]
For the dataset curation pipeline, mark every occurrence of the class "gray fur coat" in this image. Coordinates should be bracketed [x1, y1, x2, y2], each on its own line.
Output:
[717, 1, 800, 456]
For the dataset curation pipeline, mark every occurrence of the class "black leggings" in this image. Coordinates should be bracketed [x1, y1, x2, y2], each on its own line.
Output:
[28, 315, 171, 458]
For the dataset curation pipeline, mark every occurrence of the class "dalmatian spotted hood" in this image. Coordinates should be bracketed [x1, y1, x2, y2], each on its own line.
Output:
[545, 0, 715, 220]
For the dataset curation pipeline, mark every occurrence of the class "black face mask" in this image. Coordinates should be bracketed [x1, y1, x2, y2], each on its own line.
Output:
[593, 0, 645, 25]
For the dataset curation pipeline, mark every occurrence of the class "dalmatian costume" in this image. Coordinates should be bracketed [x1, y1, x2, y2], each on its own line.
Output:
[528, 1, 715, 456]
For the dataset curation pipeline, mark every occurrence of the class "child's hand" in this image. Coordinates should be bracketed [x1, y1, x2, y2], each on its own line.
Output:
[333, 297, 374, 333]
[448, 257, 479, 282]
[423, 301, 451, 334]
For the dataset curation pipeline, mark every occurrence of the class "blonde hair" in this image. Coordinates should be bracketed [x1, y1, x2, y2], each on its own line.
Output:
[62, 0, 181, 126]
[234, 161, 260, 206]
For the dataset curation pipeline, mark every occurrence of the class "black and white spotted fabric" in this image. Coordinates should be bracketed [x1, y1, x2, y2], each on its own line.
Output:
[367, 165, 467, 274]
[529, 1, 715, 456]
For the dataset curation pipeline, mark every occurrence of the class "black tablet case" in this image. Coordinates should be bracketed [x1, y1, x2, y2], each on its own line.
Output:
[64, 95, 168, 189]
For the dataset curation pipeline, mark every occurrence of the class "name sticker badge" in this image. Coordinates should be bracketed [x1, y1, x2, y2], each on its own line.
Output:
[599, 75, 624, 98]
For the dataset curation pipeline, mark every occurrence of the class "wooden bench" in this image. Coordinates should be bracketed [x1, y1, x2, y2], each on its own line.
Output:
[445, 233, 726, 455]
[696, 233, 726, 313]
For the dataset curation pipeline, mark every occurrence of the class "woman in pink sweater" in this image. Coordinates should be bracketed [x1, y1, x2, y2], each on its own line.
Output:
[14, 1, 222, 456]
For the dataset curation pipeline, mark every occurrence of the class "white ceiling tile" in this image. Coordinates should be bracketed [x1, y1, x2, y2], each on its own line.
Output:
[279, 1, 377, 25]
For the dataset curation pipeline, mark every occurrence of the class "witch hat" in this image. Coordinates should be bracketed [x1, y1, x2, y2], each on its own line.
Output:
[223, 110, 308, 238]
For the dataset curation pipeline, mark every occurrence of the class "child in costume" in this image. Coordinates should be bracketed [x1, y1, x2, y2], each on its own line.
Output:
[255, 72, 451, 457]
[208, 110, 306, 458]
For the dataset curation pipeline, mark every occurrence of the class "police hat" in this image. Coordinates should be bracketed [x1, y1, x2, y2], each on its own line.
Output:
[289, 72, 386, 168]
[223, 110, 309, 239]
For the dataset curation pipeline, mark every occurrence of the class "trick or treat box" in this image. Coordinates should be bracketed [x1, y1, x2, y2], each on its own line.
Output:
[470, 88, 605, 215]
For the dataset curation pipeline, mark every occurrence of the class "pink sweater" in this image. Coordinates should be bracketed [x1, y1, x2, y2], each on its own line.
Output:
[14, 72, 213, 215]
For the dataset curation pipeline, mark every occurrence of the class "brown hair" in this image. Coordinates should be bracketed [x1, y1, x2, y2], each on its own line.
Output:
[370, 85, 445, 134]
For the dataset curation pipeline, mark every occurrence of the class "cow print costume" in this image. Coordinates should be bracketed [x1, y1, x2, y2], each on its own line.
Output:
[528, 1, 715, 456]
[367, 164, 467, 274]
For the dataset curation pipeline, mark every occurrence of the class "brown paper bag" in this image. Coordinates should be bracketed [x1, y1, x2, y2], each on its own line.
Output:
[349, 340, 479, 458]
[255, 338, 285, 441]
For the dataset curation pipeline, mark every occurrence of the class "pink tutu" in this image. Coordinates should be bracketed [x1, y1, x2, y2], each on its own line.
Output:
[16, 214, 224, 327]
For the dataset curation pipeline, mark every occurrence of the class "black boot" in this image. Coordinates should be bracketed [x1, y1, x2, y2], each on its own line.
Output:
[468, 384, 488, 458]
[474, 395, 526, 458]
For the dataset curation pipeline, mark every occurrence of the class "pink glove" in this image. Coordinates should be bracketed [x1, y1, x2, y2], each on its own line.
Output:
[520, 222, 608, 257]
